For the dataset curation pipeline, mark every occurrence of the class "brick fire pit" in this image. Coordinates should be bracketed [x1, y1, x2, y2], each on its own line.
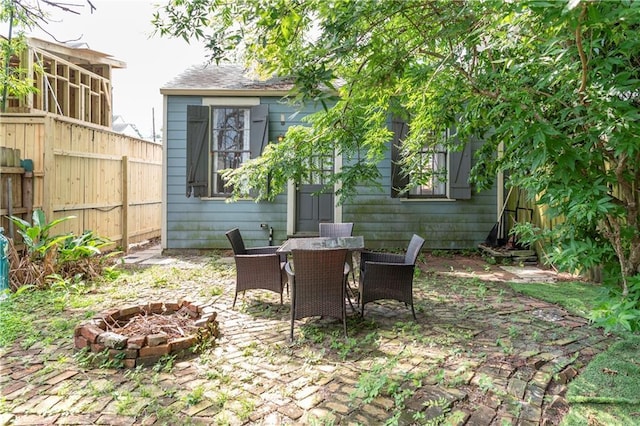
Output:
[74, 300, 219, 368]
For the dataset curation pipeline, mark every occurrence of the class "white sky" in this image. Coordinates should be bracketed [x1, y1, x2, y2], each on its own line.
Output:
[5, 0, 209, 137]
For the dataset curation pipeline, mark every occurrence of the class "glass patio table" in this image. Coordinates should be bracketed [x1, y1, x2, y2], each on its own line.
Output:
[276, 236, 365, 253]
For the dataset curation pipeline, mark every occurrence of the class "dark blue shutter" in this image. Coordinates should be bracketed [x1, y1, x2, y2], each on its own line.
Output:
[449, 138, 472, 199]
[250, 104, 269, 158]
[186, 105, 209, 198]
[391, 117, 409, 198]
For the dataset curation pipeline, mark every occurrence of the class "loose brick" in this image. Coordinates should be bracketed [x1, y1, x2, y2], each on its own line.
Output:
[194, 318, 209, 327]
[90, 343, 106, 353]
[91, 318, 107, 329]
[100, 308, 121, 321]
[95, 413, 137, 425]
[199, 303, 213, 314]
[127, 335, 146, 349]
[147, 333, 168, 347]
[145, 302, 164, 314]
[80, 324, 104, 344]
[74, 335, 89, 349]
[278, 403, 304, 420]
[189, 301, 204, 311]
[557, 366, 578, 384]
[520, 403, 542, 422]
[165, 302, 180, 312]
[56, 414, 100, 425]
[466, 405, 495, 425]
[118, 305, 141, 319]
[139, 344, 170, 358]
[10, 414, 60, 425]
[11, 364, 44, 380]
[98, 332, 128, 349]
[108, 348, 138, 359]
[170, 336, 196, 352]
[33, 394, 62, 413]
[74, 324, 84, 337]
[525, 384, 545, 407]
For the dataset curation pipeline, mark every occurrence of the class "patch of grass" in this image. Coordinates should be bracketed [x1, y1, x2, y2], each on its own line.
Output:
[561, 403, 640, 426]
[149, 403, 185, 425]
[561, 335, 640, 425]
[200, 285, 224, 298]
[184, 385, 205, 406]
[0, 287, 89, 349]
[329, 330, 379, 360]
[152, 354, 177, 373]
[114, 390, 139, 415]
[205, 369, 232, 384]
[73, 347, 125, 369]
[566, 336, 640, 404]
[351, 356, 434, 424]
[508, 281, 603, 317]
[242, 341, 258, 357]
[237, 397, 256, 421]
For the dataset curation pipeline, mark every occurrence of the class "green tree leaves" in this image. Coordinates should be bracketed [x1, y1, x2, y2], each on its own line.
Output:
[154, 1, 640, 302]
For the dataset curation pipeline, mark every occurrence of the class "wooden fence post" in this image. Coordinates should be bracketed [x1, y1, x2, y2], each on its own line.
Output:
[42, 116, 56, 222]
[121, 155, 129, 251]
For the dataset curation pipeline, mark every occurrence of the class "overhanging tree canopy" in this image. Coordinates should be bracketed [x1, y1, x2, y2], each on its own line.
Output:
[153, 1, 640, 295]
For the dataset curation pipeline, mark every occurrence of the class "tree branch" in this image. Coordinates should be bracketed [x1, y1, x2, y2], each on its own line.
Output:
[575, 3, 588, 105]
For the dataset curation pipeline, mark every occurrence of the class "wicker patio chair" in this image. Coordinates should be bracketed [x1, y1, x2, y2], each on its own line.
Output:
[359, 234, 425, 320]
[318, 222, 354, 238]
[319, 222, 357, 302]
[225, 228, 286, 308]
[285, 248, 349, 340]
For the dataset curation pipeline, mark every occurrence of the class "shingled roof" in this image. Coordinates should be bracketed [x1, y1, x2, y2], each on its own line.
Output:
[160, 63, 294, 96]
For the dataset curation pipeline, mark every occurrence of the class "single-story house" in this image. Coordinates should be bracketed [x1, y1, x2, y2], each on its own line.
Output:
[160, 64, 498, 250]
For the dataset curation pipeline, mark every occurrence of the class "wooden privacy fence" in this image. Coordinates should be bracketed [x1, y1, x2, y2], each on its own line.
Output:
[0, 113, 162, 251]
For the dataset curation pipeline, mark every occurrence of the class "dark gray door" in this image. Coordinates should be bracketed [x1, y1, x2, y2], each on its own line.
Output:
[295, 154, 334, 233]
[296, 184, 334, 232]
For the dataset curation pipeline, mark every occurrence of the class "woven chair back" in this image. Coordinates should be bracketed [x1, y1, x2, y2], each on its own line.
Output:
[404, 234, 426, 265]
[319, 223, 354, 238]
[225, 228, 247, 255]
[290, 248, 348, 321]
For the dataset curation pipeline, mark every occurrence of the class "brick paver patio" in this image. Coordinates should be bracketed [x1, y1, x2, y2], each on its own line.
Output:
[0, 247, 614, 425]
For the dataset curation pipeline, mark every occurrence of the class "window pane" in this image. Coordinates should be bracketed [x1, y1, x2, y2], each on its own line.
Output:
[210, 107, 250, 194]
[410, 142, 447, 197]
[305, 154, 334, 185]
[215, 108, 245, 151]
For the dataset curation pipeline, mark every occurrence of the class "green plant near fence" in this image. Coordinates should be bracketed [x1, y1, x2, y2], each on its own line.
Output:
[6, 209, 118, 290]
[9, 209, 75, 260]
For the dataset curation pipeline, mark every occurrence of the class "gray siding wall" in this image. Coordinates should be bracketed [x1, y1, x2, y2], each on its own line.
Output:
[165, 95, 297, 249]
[343, 138, 497, 250]
[165, 95, 497, 251]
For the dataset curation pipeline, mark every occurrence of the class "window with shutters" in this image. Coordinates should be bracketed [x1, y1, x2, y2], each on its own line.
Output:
[408, 130, 449, 197]
[391, 118, 471, 200]
[186, 103, 269, 198]
[211, 107, 250, 194]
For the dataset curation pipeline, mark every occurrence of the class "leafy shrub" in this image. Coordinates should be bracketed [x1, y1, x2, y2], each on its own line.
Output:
[6, 209, 118, 290]
[590, 275, 640, 333]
